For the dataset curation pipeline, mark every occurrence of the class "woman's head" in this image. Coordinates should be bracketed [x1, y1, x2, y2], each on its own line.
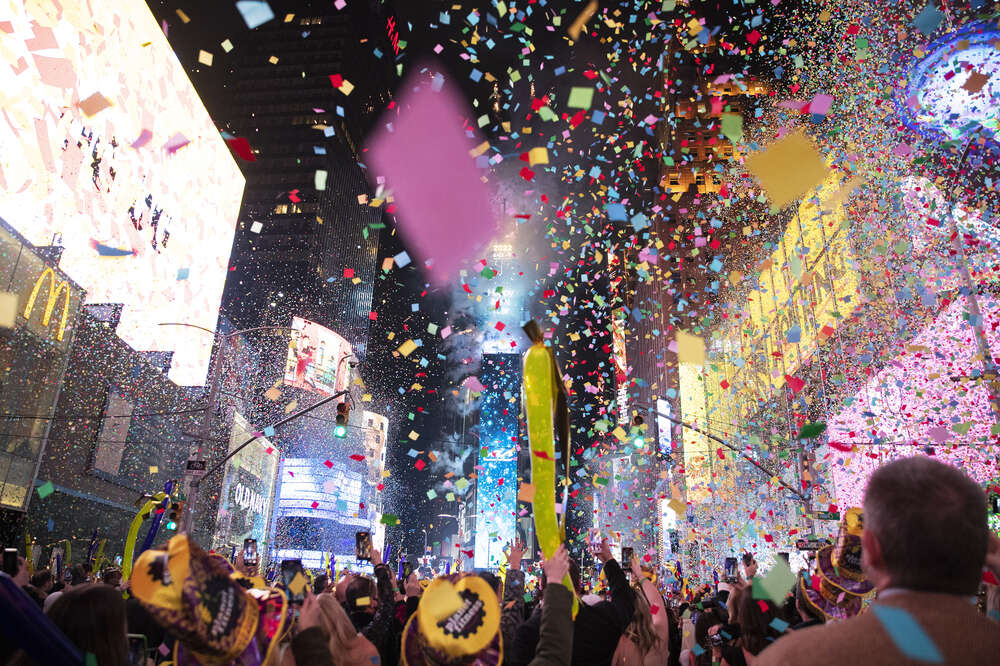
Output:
[314, 593, 361, 651]
[626, 584, 661, 655]
[735, 588, 779, 655]
[47, 583, 129, 666]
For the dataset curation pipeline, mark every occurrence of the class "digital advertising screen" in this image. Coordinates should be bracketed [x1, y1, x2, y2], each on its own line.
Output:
[0, 0, 245, 385]
[284, 317, 353, 396]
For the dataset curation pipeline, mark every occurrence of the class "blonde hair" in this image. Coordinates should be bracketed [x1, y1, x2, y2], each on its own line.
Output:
[626, 583, 661, 656]
[315, 593, 363, 652]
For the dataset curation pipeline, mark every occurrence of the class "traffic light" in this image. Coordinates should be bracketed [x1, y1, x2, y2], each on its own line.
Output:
[166, 500, 184, 530]
[334, 402, 350, 438]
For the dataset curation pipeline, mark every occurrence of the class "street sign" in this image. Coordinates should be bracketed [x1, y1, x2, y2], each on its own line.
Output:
[795, 538, 830, 551]
[185, 459, 207, 477]
[816, 511, 840, 521]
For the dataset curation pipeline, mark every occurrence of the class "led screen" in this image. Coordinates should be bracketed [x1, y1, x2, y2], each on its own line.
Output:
[0, 0, 245, 385]
[284, 317, 353, 396]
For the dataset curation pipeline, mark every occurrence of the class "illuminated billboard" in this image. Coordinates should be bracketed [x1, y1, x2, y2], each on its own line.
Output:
[213, 413, 279, 555]
[0, 0, 245, 385]
[284, 317, 353, 396]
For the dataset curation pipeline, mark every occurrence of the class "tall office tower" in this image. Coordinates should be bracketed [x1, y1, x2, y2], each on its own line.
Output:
[221, 5, 395, 360]
[474, 353, 520, 569]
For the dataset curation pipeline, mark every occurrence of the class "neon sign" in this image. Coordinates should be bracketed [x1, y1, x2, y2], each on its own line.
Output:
[23, 268, 72, 342]
[386, 15, 400, 56]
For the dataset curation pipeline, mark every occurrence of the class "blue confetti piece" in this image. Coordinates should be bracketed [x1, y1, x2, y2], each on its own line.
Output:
[872, 605, 943, 663]
[394, 251, 411, 267]
[235, 0, 275, 30]
[605, 203, 627, 221]
[913, 3, 942, 36]
[769, 617, 789, 633]
[786, 324, 801, 343]
[691, 645, 705, 656]
[263, 426, 275, 437]
[592, 110, 605, 124]
[176, 267, 190, 281]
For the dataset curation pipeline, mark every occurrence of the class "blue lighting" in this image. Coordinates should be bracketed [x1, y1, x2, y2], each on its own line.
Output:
[897, 22, 1000, 141]
[474, 354, 520, 569]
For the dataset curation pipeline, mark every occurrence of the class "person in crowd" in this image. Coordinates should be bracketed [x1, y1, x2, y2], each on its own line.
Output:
[28, 569, 53, 596]
[46, 583, 129, 666]
[684, 603, 727, 666]
[612, 556, 671, 666]
[312, 573, 329, 596]
[502, 540, 528, 651]
[789, 574, 824, 631]
[729, 587, 781, 665]
[43, 563, 88, 612]
[509, 537, 636, 666]
[101, 567, 122, 589]
[757, 456, 1000, 664]
[985, 583, 1000, 622]
[344, 548, 399, 665]
[282, 591, 380, 666]
[528, 544, 574, 666]
[19, 567, 51, 609]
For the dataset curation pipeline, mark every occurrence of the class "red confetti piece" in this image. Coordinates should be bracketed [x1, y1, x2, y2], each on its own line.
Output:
[415, 459, 426, 470]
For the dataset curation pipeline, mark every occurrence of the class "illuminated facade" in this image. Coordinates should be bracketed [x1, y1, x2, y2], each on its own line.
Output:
[474, 353, 519, 568]
[212, 413, 279, 558]
[0, 0, 245, 385]
[0, 219, 84, 529]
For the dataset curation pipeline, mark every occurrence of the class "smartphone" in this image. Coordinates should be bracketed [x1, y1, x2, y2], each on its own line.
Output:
[401, 560, 413, 581]
[243, 538, 259, 567]
[2, 549, 17, 576]
[588, 529, 601, 555]
[621, 546, 634, 568]
[127, 633, 147, 666]
[280, 559, 306, 604]
[355, 532, 372, 561]
[724, 557, 737, 581]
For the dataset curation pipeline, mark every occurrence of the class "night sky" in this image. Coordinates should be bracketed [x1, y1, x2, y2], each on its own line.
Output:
[139, 0, 846, 561]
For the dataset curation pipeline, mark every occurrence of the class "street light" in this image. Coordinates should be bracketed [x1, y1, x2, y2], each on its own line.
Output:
[157, 322, 337, 534]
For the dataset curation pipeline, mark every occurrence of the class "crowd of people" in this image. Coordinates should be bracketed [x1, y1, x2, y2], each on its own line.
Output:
[1, 456, 999, 665]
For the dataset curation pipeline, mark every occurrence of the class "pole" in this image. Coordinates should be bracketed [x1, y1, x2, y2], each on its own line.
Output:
[179, 389, 347, 533]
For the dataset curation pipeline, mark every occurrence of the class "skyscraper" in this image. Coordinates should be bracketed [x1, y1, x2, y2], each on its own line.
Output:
[220, 5, 394, 359]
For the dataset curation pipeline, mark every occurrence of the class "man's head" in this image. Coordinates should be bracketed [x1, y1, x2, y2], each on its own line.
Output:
[313, 573, 329, 596]
[345, 575, 378, 614]
[30, 569, 53, 592]
[861, 456, 987, 596]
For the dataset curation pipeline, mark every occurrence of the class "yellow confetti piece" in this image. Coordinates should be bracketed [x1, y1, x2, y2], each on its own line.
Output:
[677, 330, 705, 365]
[745, 131, 828, 209]
[198, 50, 213, 66]
[176, 8, 191, 23]
[0, 292, 17, 328]
[408, 430, 420, 440]
[528, 147, 549, 166]
[268, 55, 279, 64]
[221, 39, 234, 53]
[568, 0, 597, 40]
[469, 141, 490, 157]
[397, 339, 417, 356]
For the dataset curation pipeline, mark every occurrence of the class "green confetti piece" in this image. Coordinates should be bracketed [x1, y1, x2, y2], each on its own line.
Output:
[380, 514, 400, 525]
[36, 481, 54, 499]
[797, 422, 827, 439]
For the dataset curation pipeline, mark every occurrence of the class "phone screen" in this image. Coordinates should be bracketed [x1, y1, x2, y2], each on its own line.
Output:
[243, 538, 259, 566]
[127, 634, 147, 666]
[621, 547, 634, 568]
[355, 532, 372, 561]
[401, 561, 413, 581]
[724, 557, 737, 581]
[3, 549, 18, 576]
[588, 529, 601, 555]
[280, 559, 306, 604]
